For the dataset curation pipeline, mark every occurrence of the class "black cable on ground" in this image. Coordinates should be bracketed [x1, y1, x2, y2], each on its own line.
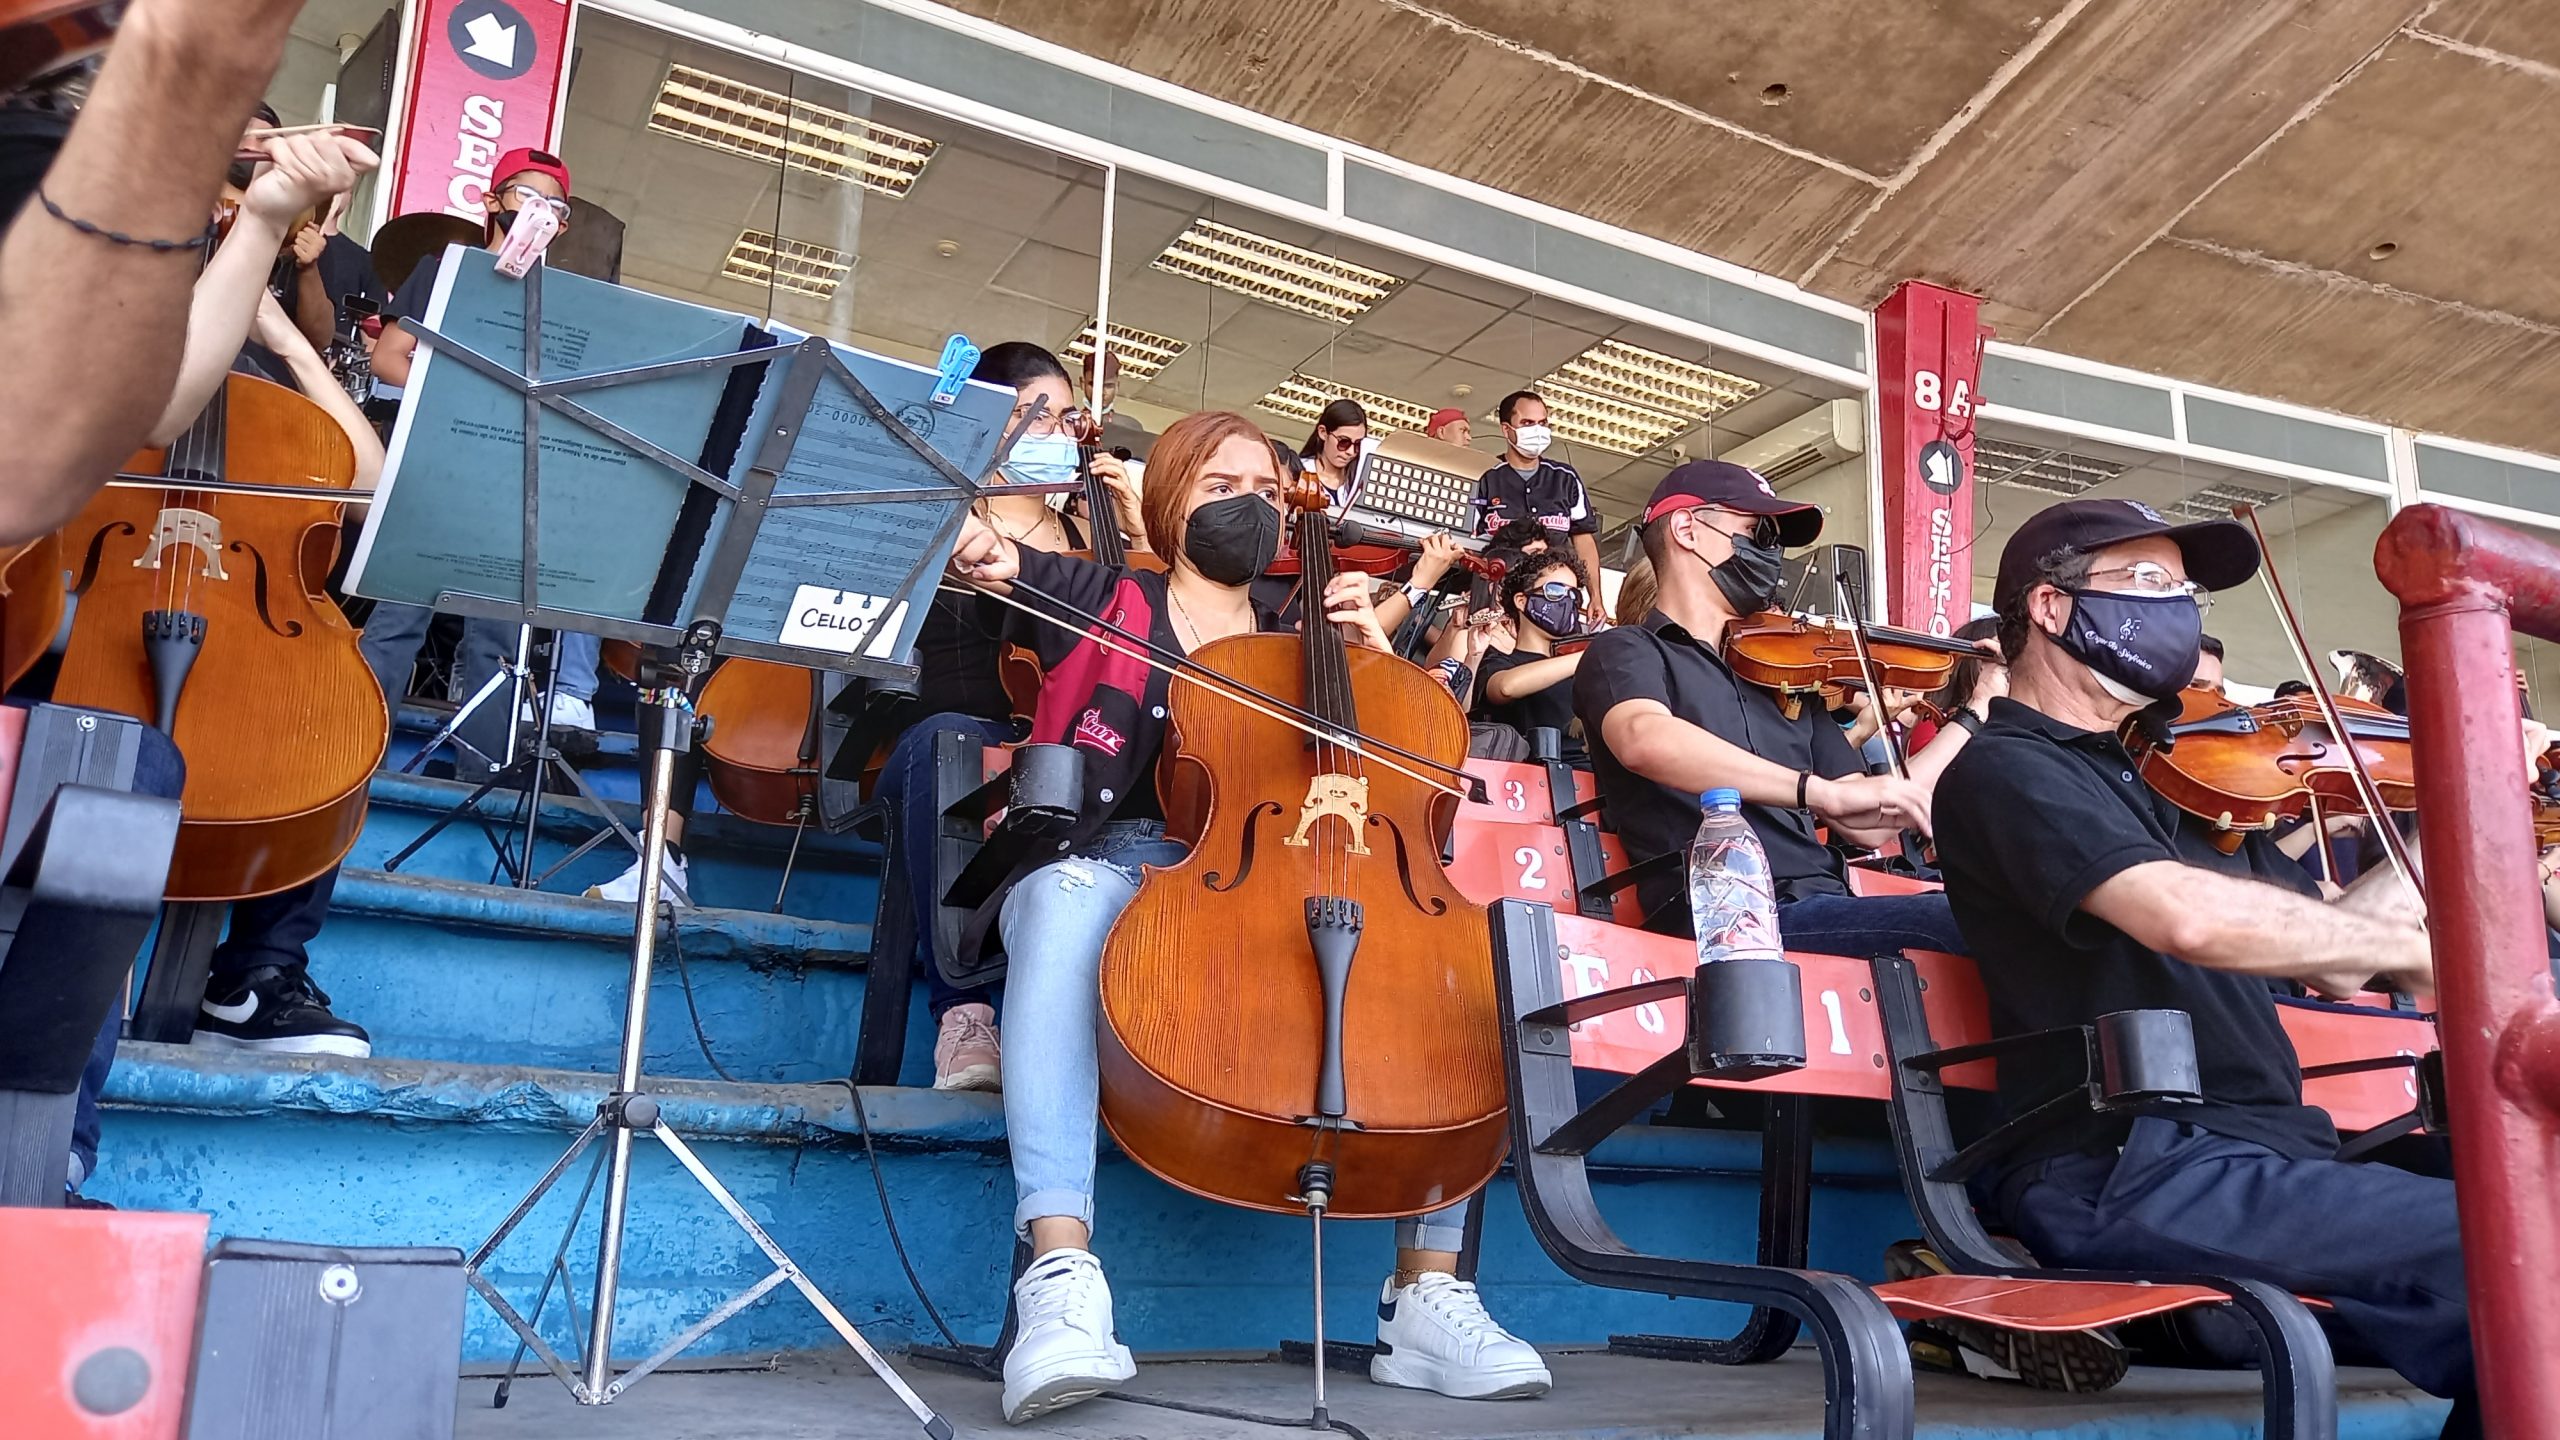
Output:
[669, 901, 1375, 1437]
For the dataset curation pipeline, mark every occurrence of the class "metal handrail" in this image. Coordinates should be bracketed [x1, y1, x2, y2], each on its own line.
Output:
[2375, 502, 2560, 1440]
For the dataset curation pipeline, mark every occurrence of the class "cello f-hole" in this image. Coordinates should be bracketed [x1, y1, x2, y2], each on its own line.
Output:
[1202, 800, 1285, 892]
[1366, 812, 1449, 918]
[71, 522, 133, 596]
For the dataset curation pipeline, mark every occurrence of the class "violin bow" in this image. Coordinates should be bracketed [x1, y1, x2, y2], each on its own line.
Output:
[2233, 504, 2425, 903]
[1830, 556, 1912, 779]
[948, 575, 1482, 802]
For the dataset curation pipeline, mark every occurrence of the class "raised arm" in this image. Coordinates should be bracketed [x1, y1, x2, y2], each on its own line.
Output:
[0, 0, 308, 539]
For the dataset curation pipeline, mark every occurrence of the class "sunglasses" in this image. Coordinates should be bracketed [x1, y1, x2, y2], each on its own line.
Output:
[1524, 581, 1583, 605]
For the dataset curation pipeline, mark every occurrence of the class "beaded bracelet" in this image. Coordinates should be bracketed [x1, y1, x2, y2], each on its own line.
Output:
[36, 188, 211, 253]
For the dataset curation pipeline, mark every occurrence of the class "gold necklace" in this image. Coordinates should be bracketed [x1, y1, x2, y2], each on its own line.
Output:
[984, 500, 1063, 548]
[1168, 584, 1205, 651]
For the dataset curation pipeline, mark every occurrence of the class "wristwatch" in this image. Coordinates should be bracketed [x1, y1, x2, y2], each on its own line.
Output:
[1948, 708, 1988, 737]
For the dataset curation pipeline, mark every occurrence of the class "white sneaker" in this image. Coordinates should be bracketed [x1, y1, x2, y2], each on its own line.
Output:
[933, 1003, 1001, 1092]
[1002, 1249, 1135, 1423]
[1370, 1273, 1551, 1400]
[548, 692, 596, 732]
[584, 849, 692, 907]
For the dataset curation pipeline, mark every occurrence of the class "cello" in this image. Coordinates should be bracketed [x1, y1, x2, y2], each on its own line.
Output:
[53, 365, 384, 898]
[1094, 468, 1508, 1220]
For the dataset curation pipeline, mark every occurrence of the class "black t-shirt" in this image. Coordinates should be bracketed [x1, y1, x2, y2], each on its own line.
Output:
[316, 230, 388, 335]
[390, 249, 444, 325]
[1473, 459, 1596, 538]
[1473, 645, 1579, 755]
[0, 106, 68, 222]
[1934, 697, 2338, 1166]
[1574, 610, 1864, 926]
[910, 592, 1014, 723]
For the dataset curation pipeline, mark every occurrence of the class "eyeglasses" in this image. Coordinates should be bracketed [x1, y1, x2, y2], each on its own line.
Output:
[504, 185, 572, 220]
[2082, 562, 2214, 613]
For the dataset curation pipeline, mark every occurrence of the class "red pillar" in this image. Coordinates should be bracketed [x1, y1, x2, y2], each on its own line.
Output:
[388, 0, 576, 223]
[1871, 283, 1993, 635]
[2376, 503, 2560, 1440]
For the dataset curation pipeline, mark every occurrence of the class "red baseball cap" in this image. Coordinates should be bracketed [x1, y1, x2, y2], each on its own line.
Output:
[491, 147, 572, 198]
[1641, 460, 1823, 546]
[1426, 407, 1470, 434]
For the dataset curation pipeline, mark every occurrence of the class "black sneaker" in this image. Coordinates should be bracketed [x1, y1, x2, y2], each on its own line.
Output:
[196, 966, 373, 1058]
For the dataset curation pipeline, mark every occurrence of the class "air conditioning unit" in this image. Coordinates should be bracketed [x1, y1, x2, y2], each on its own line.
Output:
[1716, 398, 1863, 485]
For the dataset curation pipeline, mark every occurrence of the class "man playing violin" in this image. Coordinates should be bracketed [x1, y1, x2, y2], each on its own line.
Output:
[1575, 461, 1973, 956]
[944, 410, 1549, 1423]
[1933, 499, 2469, 1437]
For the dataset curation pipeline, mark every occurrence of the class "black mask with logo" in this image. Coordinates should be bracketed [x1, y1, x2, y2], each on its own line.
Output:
[1182, 494, 1281, 586]
[2055, 588, 2203, 703]
[1520, 591, 1585, 638]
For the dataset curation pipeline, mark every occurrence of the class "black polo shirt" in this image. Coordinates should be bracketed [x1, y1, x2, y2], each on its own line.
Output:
[1934, 697, 2337, 1166]
[1473, 459, 1596, 538]
[1574, 611, 1864, 927]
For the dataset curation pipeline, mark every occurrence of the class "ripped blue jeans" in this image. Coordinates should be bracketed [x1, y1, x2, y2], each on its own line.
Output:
[998, 819, 1470, 1253]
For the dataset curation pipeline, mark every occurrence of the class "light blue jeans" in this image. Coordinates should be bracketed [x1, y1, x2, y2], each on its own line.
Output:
[359, 603, 601, 709]
[998, 820, 1469, 1252]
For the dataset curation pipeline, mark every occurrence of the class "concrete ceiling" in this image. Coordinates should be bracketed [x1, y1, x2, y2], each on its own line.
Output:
[941, 0, 2560, 460]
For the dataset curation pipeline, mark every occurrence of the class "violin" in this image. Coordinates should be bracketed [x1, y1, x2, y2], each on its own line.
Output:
[0, 0, 117, 96]
[1095, 468, 1508, 1218]
[2128, 686, 2417, 845]
[1720, 611, 1983, 716]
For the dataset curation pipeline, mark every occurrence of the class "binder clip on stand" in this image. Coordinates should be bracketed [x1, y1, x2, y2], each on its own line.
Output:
[465, 622, 945, 1432]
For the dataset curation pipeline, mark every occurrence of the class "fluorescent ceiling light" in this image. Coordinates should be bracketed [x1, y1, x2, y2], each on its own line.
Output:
[722, 229, 852, 299]
[1536, 382, 1691, 457]
[1061, 322, 1189, 383]
[651, 65, 937, 197]
[1973, 437, 2127, 497]
[2169, 481, 2285, 524]
[1256, 374, 1436, 434]
[1546, 339, 1763, 419]
[1151, 219, 1398, 323]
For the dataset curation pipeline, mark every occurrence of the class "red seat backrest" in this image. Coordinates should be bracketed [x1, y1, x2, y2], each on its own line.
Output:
[1460, 758, 1583, 826]
[1448, 818, 1644, 926]
[2281, 1000, 2439, 1133]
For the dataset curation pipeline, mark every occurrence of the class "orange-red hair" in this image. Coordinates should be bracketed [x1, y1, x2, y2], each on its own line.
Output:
[1138, 410, 1285, 557]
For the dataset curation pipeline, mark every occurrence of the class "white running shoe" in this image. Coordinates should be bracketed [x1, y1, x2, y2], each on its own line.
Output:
[1002, 1248, 1135, 1424]
[548, 692, 596, 733]
[932, 1003, 1001, 1092]
[584, 849, 692, 907]
[1370, 1272, 1551, 1400]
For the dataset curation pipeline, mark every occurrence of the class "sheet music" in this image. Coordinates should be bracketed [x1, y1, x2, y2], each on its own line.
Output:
[349, 248, 747, 620]
[686, 333, 1010, 664]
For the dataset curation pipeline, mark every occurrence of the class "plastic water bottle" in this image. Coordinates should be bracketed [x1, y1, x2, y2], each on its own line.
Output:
[1688, 788, 1783, 965]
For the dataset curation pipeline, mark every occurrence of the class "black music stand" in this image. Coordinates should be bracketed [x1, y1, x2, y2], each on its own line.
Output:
[376, 258, 1037, 1434]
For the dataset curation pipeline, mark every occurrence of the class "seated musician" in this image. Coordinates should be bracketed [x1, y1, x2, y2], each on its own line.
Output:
[944, 410, 1549, 1423]
[1573, 462, 1971, 954]
[1470, 550, 1591, 761]
[873, 340, 1138, 1093]
[357, 148, 607, 765]
[1933, 499, 2470, 1436]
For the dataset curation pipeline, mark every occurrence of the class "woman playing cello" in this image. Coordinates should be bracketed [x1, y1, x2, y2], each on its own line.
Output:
[945, 410, 1549, 1423]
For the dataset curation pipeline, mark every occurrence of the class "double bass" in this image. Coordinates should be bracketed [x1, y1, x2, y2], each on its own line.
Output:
[52, 362, 384, 897]
[1094, 471, 1508, 1218]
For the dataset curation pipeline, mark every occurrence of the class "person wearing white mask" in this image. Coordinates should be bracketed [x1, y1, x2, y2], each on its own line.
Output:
[1473, 390, 1605, 627]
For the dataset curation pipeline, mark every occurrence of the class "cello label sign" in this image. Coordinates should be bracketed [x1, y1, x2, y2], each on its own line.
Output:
[1874, 283, 1991, 637]
[391, 0, 572, 223]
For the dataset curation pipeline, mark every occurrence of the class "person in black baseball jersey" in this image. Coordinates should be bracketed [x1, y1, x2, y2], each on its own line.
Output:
[1472, 390, 1605, 628]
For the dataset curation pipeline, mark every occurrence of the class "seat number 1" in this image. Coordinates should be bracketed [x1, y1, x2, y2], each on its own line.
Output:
[1817, 990, 1853, 1056]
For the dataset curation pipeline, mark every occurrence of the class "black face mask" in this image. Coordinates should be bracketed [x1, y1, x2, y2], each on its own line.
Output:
[2054, 588, 2203, 703]
[1521, 592, 1584, 637]
[1707, 532, 1786, 615]
[1183, 493, 1281, 586]
[487, 206, 520, 241]
[226, 158, 259, 192]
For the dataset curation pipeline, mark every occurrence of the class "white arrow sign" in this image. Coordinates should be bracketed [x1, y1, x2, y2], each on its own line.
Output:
[1921, 446, 1954, 492]
[463, 12, 518, 67]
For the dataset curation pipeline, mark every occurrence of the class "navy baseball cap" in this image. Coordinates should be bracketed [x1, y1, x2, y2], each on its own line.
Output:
[1641, 461, 1823, 547]
[1993, 497, 2260, 612]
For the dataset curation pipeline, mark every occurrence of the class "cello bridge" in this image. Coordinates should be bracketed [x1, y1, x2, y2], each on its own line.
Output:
[1283, 772, 1372, 854]
[130, 508, 229, 581]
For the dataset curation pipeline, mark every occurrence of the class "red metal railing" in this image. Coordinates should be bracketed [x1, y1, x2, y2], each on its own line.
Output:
[2375, 503, 2560, 1440]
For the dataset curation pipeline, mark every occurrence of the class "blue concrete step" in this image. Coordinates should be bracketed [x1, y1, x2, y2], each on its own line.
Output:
[300, 867, 927, 1085]
[92, 1043, 1922, 1369]
[350, 768, 879, 923]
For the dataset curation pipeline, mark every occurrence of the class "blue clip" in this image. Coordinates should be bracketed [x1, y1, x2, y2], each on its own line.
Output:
[931, 335, 979, 407]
